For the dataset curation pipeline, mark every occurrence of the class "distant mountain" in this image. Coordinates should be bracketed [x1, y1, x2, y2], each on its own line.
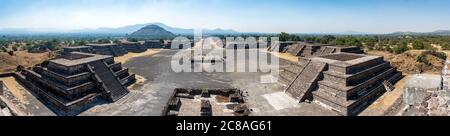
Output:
[151, 22, 192, 34]
[139, 23, 238, 34]
[336, 30, 369, 35]
[301, 30, 372, 35]
[73, 22, 238, 35]
[429, 30, 450, 35]
[389, 30, 450, 36]
[389, 31, 422, 35]
[0, 22, 239, 35]
[74, 24, 148, 34]
[128, 24, 175, 40]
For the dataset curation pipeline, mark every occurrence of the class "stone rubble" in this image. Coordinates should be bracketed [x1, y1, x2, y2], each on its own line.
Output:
[404, 59, 450, 116]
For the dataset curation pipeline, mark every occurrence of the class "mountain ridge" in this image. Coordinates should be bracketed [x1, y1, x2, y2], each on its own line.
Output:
[128, 24, 175, 40]
[73, 22, 239, 35]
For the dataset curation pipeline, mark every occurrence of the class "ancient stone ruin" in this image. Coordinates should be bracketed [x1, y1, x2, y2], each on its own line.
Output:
[144, 40, 164, 49]
[120, 42, 147, 53]
[400, 74, 450, 116]
[85, 43, 127, 57]
[279, 52, 403, 116]
[18, 52, 135, 114]
[280, 41, 364, 57]
[64, 42, 160, 58]
[62, 46, 94, 55]
[268, 41, 296, 52]
[0, 81, 12, 116]
[162, 88, 247, 116]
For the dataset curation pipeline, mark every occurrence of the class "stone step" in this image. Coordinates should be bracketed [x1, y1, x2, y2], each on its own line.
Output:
[90, 61, 129, 102]
[313, 94, 347, 115]
[314, 72, 402, 116]
[312, 88, 347, 107]
[282, 63, 303, 74]
[278, 74, 292, 86]
[285, 61, 326, 102]
[348, 72, 402, 103]
[279, 70, 298, 81]
[323, 62, 390, 86]
[318, 67, 397, 98]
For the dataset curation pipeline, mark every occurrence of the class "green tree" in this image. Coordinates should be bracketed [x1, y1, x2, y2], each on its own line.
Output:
[365, 39, 376, 50]
[277, 32, 291, 41]
[392, 41, 409, 54]
[8, 50, 14, 56]
[1, 46, 7, 52]
[12, 45, 18, 51]
[16, 65, 25, 72]
[347, 37, 363, 47]
[26, 43, 33, 51]
[98, 39, 111, 44]
[127, 38, 138, 42]
[113, 39, 121, 44]
[442, 42, 450, 50]
[412, 40, 425, 49]
[335, 38, 346, 45]
[44, 41, 57, 51]
[320, 35, 336, 44]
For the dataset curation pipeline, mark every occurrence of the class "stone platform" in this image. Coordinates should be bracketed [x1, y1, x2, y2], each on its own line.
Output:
[281, 53, 402, 116]
[19, 52, 135, 115]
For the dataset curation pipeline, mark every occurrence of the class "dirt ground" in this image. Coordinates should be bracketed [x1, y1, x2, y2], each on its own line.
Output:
[0, 76, 55, 116]
[267, 51, 299, 63]
[0, 77, 28, 104]
[114, 49, 162, 64]
[115, 49, 162, 90]
[127, 74, 147, 90]
[0, 51, 52, 72]
[366, 50, 445, 74]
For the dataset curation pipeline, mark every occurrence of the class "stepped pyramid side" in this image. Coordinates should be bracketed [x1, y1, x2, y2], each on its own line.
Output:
[282, 53, 403, 116]
[18, 52, 135, 114]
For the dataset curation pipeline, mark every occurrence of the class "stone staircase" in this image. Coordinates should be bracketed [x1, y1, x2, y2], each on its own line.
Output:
[285, 60, 326, 102]
[312, 65, 403, 116]
[89, 61, 129, 102]
[301, 45, 321, 57]
[320, 47, 336, 56]
[286, 44, 306, 56]
[285, 44, 298, 55]
[110, 45, 127, 56]
[279, 60, 309, 87]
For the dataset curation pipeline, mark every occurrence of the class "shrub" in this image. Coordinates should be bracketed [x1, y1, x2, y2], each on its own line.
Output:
[1, 46, 7, 52]
[41, 60, 50, 67]
[416, 54, 426, 63]
[442, 43, 450, 50]
[7, 50, 14, 56]
[127, 38, 138, 42]
[412, 41, 425, 49]
[392, 43, 409, 54]
[16, 65, 25, 72]
[423, 50, 447, 60]
[12, 45, 18, 51]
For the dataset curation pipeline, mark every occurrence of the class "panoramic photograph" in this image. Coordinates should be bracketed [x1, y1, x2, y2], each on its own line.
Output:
[1, 0, 450, 118]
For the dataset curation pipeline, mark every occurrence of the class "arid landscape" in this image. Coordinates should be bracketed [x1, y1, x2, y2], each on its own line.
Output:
[2, 0, 450, 117]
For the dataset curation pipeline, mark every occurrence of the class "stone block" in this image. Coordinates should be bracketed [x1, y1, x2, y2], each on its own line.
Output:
[403, 87, 428, 106]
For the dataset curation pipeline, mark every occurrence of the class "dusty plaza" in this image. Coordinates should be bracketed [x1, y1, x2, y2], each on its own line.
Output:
[82, 49, 339, 116]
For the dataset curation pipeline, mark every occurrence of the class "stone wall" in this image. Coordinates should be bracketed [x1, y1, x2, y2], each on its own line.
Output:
[19, 52, 136, 114]
[40, 67, 92, 87]
[162, 88, 244, 116]
[47, 62, 88, 75]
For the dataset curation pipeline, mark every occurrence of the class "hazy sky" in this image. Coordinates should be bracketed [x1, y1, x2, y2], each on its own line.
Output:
[1, 0, 450, 33]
